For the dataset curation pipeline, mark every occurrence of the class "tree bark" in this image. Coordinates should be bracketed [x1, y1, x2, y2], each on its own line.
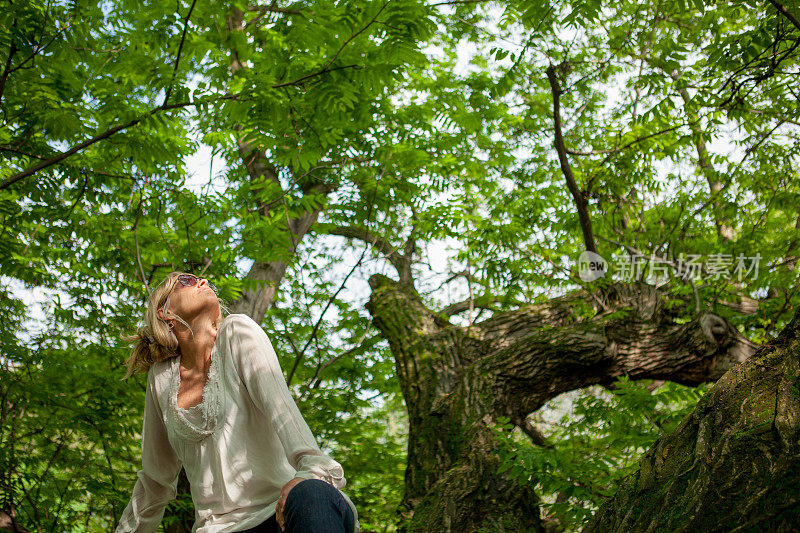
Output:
[668, 70, 735, 242]
[364, 275, 756, 532]
[225, 7, 333, 324]
[584, 300, 800, 532]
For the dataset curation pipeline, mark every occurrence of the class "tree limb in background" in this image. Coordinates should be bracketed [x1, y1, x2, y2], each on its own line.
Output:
[770, 0, 800, 31]
[327, 224, 413, 282]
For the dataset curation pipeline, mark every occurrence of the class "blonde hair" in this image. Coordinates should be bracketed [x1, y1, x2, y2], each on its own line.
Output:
[120, 271, 229, 379]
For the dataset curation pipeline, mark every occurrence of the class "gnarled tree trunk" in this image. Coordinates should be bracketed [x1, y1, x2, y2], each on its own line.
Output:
[364, 275, 756, 532]
[585, 303, 800, 532]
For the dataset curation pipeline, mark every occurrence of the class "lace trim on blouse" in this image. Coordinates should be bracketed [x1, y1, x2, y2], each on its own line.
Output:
[167, 346, 226, 442]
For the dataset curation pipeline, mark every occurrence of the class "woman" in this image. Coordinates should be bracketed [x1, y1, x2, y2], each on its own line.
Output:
[116, 272, 358, 533]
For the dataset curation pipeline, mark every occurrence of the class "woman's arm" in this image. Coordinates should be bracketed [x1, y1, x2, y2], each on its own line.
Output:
[225, 314, 347, 489]
[115, 369, 182, 533]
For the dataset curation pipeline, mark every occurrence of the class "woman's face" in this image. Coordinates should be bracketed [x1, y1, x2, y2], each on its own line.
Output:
[162, 274, 219, 324]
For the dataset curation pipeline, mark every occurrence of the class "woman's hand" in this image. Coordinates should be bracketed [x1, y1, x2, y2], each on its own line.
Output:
[276, 477, 306, 531]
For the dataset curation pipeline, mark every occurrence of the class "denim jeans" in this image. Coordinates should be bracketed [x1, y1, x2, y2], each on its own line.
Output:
[238, 479, 355, 533]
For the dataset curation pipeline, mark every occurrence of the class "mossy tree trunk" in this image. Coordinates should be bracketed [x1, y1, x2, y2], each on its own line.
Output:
[363, 274, 756, 532]
[584, 305, 800, 532]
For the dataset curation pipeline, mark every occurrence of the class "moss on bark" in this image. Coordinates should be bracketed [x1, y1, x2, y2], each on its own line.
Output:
[585, 309, 800, 532]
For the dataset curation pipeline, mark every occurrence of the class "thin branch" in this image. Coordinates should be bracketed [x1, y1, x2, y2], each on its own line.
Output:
[132, 192, 151, 296]
[566, 121, 697, 162]
[273, 3, 386, 89]
[5, 20, 72, 78]
[0, 147, 45, 159]
[0, 93, 238, 190]
[546, 64, 598, 254]
[566, 147, 615, 156]
[1, 119, 134, 189]
[323, 3, 387, 72]
[739, 118, 787, 165]
[162, 0, 198, 106]
[272, 63, 362, 89]
[740, 107, 800, 127]
[1, 1, 390, 190]
[0, 40, 17, 105]
[300, 328, 381, 399]
[327, 225, 407, 275]
[247, 4, 303, 26]
[430, 0, 488, 6]
[64, 176, 88, 219]
[288, 162, 388, 386]
[244, 161, 346, 214]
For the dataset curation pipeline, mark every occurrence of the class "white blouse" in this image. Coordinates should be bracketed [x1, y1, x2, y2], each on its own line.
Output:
[115, 313, 360, 533]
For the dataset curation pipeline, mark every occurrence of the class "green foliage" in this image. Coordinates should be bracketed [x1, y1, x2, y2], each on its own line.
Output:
[1, 0, 431, 529]
[3, 0, 800, 530]
[490, 378, 711, 532]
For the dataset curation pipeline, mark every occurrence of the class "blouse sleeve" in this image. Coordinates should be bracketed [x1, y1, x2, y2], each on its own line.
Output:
[115, 369, 182, 533]
[225, 314, 347, 490]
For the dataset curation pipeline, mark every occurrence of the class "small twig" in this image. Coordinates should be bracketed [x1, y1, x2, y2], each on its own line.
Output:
[132, 190, 151, 296]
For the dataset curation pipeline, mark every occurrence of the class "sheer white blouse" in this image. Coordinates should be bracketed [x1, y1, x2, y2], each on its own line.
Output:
[115, 313, 360, 533]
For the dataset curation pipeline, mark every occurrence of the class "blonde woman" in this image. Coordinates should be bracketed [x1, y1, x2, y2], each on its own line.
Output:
[116, 272, 358, 533]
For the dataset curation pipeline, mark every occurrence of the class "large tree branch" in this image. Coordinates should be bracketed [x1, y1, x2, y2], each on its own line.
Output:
[367, 274, 757, 451]
[207, 9, 335, 323]
[441, 295, 500, 316]
[230, 181, 333, 321]
[366, 275, 757, 529]
[546, 64, 598, 254]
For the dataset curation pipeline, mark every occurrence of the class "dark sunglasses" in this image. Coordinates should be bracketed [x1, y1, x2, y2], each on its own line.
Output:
[173, 274, 218, 294]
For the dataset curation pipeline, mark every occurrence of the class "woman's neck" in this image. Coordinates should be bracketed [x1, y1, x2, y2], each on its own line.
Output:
[175, 314, 218, 371]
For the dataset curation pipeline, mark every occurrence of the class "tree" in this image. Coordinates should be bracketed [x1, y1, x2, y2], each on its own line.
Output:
[2, 0, 800, 531]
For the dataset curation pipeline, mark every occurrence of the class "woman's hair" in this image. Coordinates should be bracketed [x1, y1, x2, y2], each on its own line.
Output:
[120, 271, 228, 380]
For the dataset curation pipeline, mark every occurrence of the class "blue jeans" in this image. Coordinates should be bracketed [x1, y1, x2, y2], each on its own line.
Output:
[238, 479, 355, 533]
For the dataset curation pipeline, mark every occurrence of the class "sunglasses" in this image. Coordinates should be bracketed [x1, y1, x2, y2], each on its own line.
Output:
[172, 274, 218, 294]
